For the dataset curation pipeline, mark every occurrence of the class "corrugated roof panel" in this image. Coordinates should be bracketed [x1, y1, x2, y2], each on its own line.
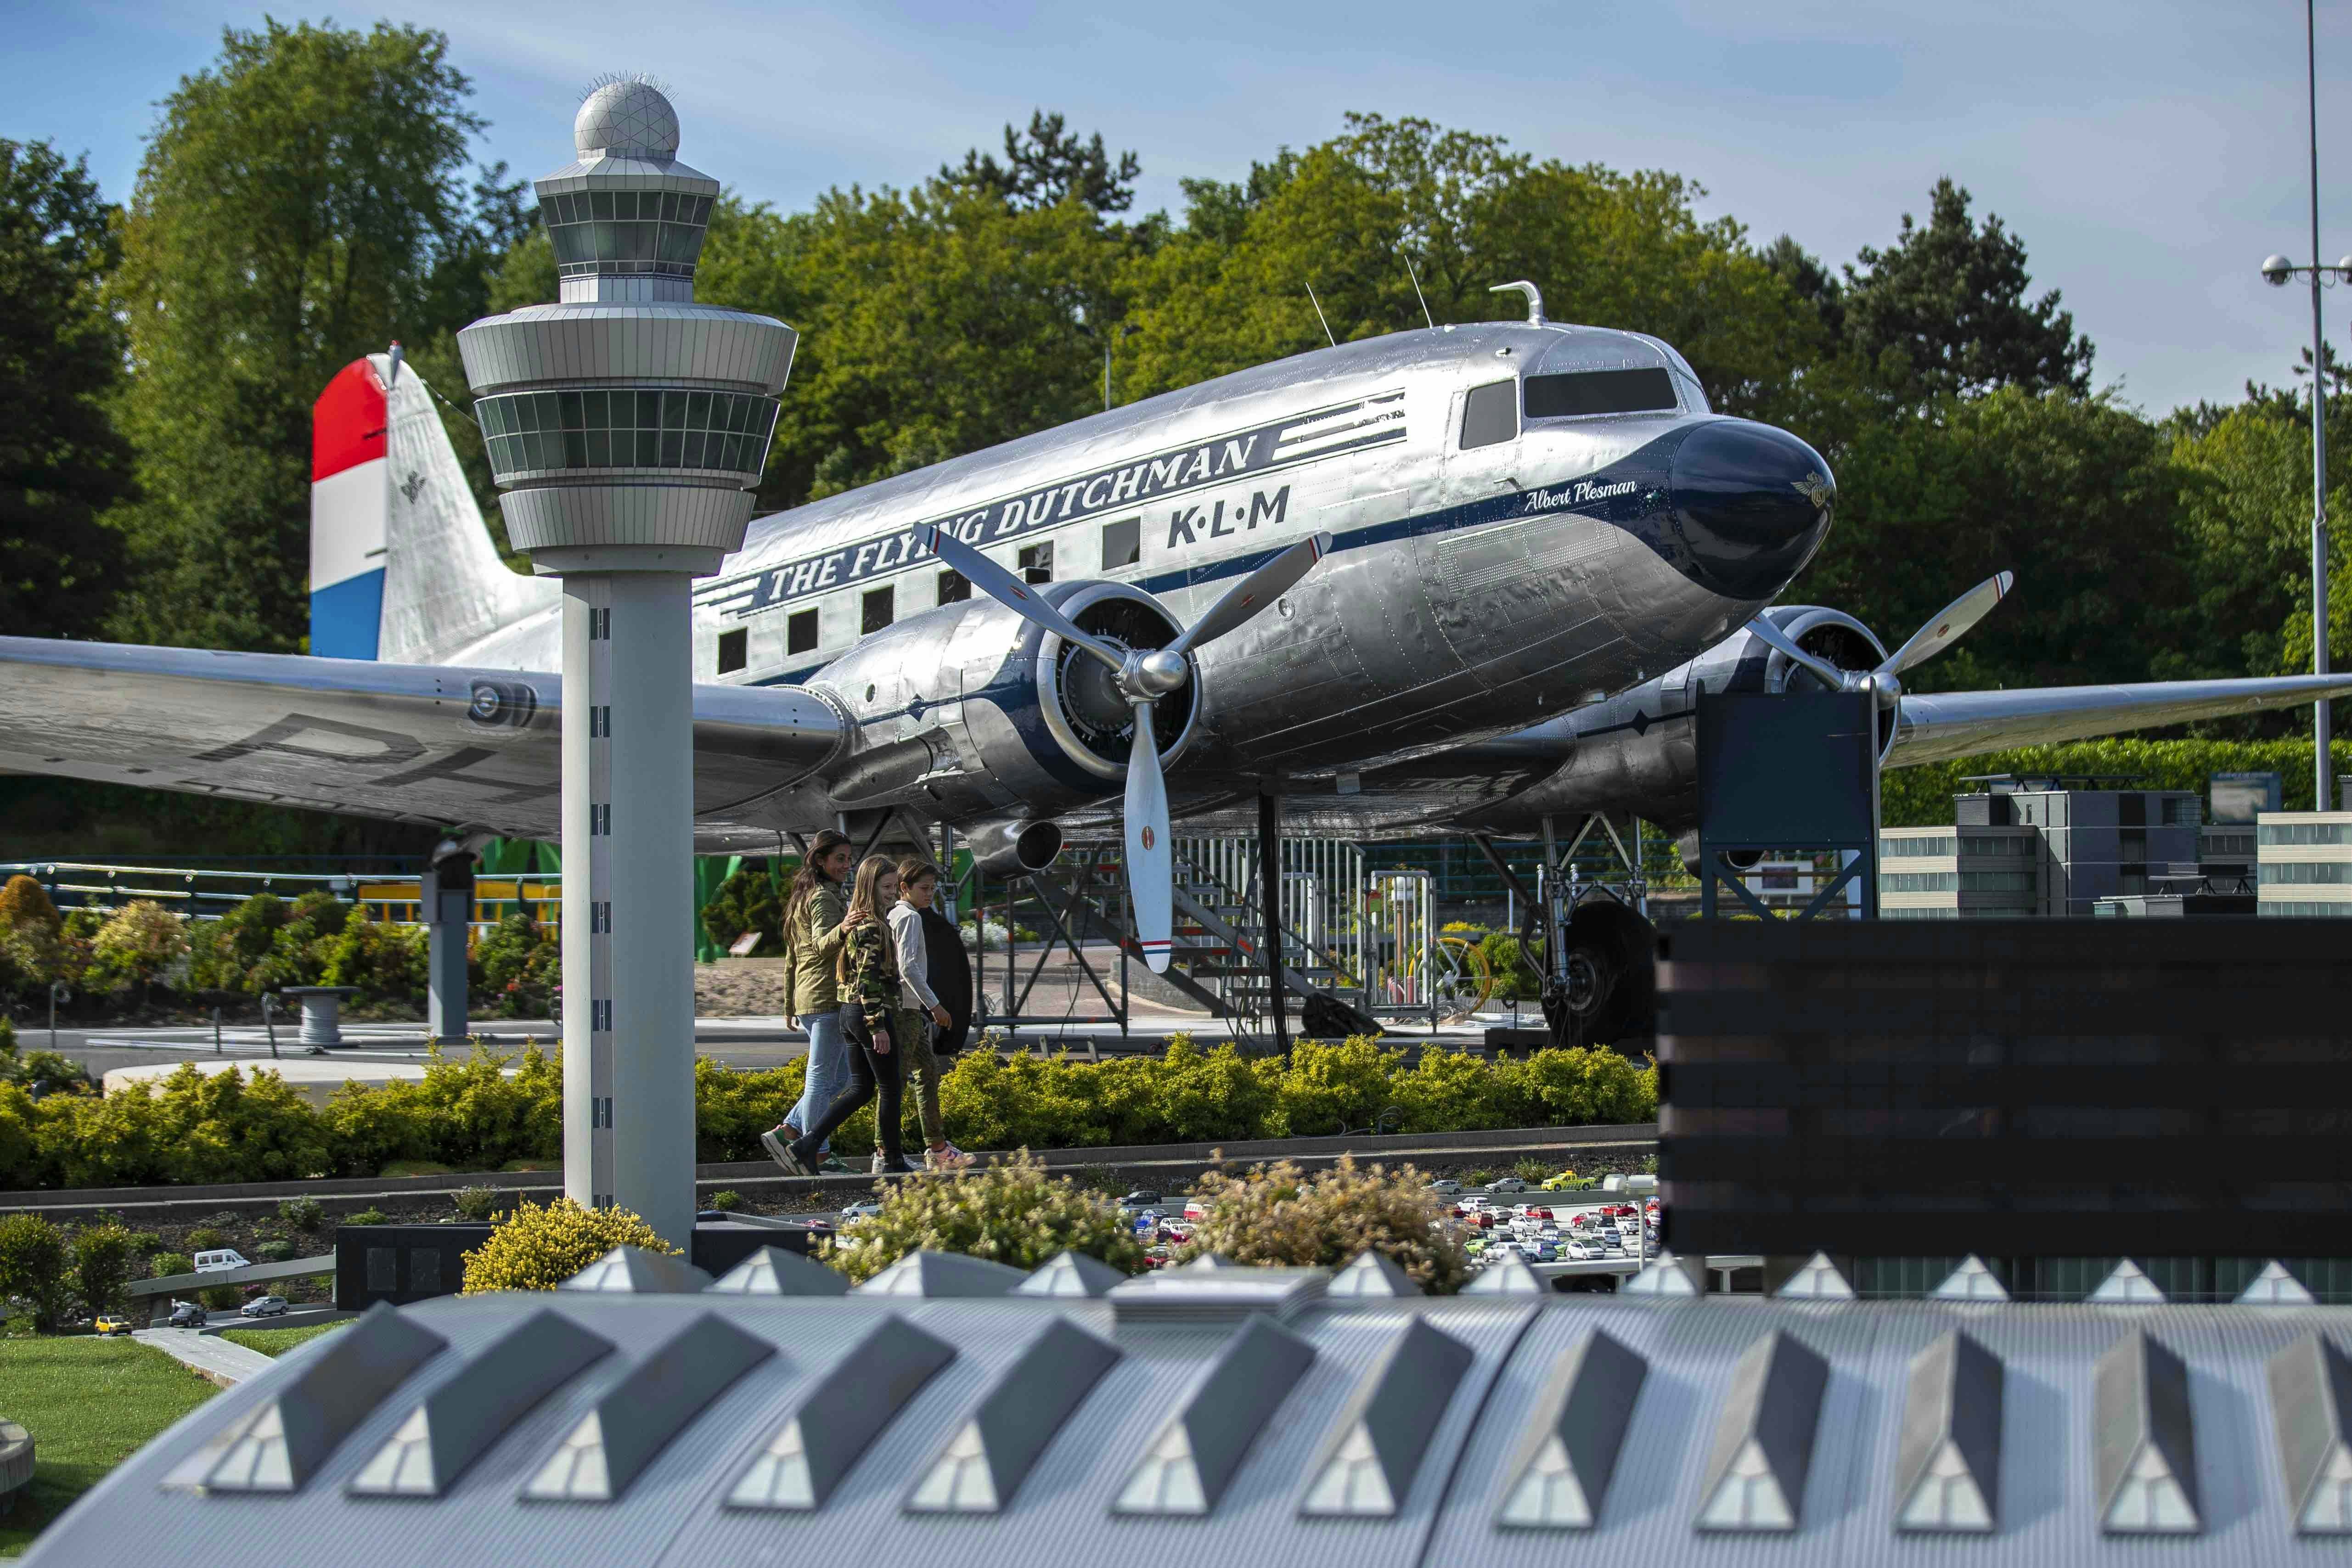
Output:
[2094, 1329, 2200, 1534]
[727, 1312, 954, 1511]
[1493, 1327, 1647, 1529]
[706, 1246, 848, 1296]
[1692, 1329, 1829, 1532]
[1298, 1316, 1474, 1518]
[1114, 1314, 1317, 1516]
[2267, 1332, 2352, 1534]
[905, 1316, 1122, 1513]
[1111, 1265, 1328, 1326]
[1014, 1251, 1129, 1299]
[349, 1309, 614, 1496]
[559, 1245, 711, 1294]
[856, 1250, 1026, 1298]
[1892, 1329, 2002, 1533]
[520, 1313, 773, 1502]
[168, 1301, 448, 1494]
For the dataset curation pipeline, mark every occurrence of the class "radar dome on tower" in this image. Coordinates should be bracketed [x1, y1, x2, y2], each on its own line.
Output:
[574, 76, 680, 161]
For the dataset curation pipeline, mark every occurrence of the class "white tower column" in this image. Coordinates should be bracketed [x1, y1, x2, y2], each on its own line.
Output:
[460, 79, 794, 1248]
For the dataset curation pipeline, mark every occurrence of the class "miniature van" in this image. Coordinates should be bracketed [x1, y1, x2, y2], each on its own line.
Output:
[192, 1249, 250, 1274]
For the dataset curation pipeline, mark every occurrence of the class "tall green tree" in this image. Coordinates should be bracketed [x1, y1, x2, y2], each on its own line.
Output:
[106, 19, 517, 652]
[1119, 115, 1821, 424]
[1839, 177, 2094, 404]
[0, 139, 130, 638]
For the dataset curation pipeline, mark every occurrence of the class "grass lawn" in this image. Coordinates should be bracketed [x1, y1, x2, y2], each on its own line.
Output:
[219, 1320, 349, 1357]
[0, 1338, 216, 1557]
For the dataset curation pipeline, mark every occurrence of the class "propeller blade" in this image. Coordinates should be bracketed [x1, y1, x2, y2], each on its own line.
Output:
[1168, 532, 1335, 656]
[1879, 571, 2014, 676]
[1122, 697, 1174, 973]
[1744, 615, 1851, 691]
[918, 525, 1127, 674]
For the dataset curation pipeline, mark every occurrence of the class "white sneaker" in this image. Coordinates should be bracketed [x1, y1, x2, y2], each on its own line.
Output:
[926, 1142, 973, 1171]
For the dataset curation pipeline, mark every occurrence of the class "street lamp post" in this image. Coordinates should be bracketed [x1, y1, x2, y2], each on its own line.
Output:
[2263, 0, 2349, 810]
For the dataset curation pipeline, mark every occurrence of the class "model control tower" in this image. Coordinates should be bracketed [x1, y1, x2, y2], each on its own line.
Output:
[460, 80, 794, 1246]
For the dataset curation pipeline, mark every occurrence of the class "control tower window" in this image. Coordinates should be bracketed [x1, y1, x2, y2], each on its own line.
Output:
[716, 628, 747, 674]
[1019, 541, 1054, 584]
[1523, 366, 1678, 419]
[1102, 517, 1141, 569]
[1459, 379, 1519, 450]
[787, 608, 818, 655]
[937, 568, 970, 605]
[862, 584, 895, 635]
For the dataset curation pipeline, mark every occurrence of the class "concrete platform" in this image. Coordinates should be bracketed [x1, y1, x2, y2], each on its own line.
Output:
[132, 1326, 276, 1387]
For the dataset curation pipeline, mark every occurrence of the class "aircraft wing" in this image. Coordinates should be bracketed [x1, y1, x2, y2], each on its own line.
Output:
[1888, 674, 2352, 768]
[0, 637, 844, 847]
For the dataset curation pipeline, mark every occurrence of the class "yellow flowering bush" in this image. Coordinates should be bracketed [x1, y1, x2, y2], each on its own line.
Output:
[1173, 1154, 1469, 1294]
[825, 1149, 1142, 1284]
[460, 1197, 676, 1293]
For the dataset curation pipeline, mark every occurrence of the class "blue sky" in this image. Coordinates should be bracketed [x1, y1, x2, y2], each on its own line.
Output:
[7, 0, 2348, 417]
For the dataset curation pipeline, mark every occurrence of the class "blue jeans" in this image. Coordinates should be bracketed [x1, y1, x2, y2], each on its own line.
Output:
[788, 1006, 852, 1154]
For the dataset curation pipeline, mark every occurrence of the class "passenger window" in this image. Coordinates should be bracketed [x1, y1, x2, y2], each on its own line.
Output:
[1019, 541, 1054, 584]
[1460, 379, 1519, 450]
[716, 627, 747, 674]
[937, 568, 970, 605]
[1102, 516, 1141, 569]
[861, 585, 895, 635]
[787, 608, 818, 655]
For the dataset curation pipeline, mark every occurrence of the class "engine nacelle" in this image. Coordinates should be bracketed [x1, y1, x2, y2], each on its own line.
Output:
[805, 580, 1199, 827]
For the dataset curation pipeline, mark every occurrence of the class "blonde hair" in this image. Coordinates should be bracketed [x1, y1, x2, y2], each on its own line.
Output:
[844, 854, 900, 927]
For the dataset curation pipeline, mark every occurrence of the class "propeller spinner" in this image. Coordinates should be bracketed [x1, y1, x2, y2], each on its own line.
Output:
[919, 526, 1334, 971]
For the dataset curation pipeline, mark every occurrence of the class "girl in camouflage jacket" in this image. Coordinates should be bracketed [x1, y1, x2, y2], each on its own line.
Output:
[775, 855, 914, 1176]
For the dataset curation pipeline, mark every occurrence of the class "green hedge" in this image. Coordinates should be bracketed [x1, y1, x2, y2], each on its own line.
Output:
[1883, 739, 2352, 825]
[0, 1036, 1654, 1191]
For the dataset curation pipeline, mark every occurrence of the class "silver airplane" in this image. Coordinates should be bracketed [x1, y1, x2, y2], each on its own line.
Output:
[5, 286, 2346, 1034]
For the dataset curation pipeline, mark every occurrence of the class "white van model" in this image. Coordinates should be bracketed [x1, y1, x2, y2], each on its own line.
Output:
[192, 1249, 250, 1274]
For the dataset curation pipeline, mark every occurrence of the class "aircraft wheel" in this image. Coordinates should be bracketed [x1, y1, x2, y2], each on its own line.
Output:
[1553, 903, 1657, 1046]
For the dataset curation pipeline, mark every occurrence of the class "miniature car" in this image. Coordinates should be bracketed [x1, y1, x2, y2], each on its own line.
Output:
[1121, 1190, 1163, 1208]
[192, 1248, 250, 1275]
[838, 1200, 883, 1222]
[1540, 1170, 1591, 1191]
[239, 1296, 290, 1318]
[1486, 1176, 1528, 1193]
[1424, 1178, 1461, 1196]
[95, 1314, 131, 1336]
[165, 1301, 207, 1328]
[1564, 1240, 1596, 1261]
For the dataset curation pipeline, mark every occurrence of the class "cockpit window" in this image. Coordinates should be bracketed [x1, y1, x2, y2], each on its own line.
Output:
[1524, 366, 1679, 420]
[1460, 378, 1520, 450]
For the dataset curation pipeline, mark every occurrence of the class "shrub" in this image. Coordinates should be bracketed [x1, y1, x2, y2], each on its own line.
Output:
[277, 1196, 324, 1232]
[254, 1239, 298, 1263]
[345, 1208, 388, 1226]
[0, 876, 61, 935]
[0, 1042, 91, 1097]
[825, 1149, 1142, 1285]
[88, 900, 189, 996]
[0, 877, 68, 1000]
[700, 863, 786, 954]
[1174, 1155, 1468, 1294]
[0, 1213, 72, 1329]
[125, 1229, 163, 1255]
[71, 1221, 138, 1316]
[151, 1251, 193, 1278]
[201, 1284, 243, 1311]
[186, 893, 289, 993]
[692, 1056, 805, 1161]
[461, 1198, 676, 1293]
[1514, 1156, 1552, 1184]
[1461, 1168, 1496, 1187]
[451, 1185, 501, 1221]
[473, 912, 559, 1017]
[318, 912, 430, 1001]
[184, 1227, 228, 1252]
[707, 1189, 742, 1212]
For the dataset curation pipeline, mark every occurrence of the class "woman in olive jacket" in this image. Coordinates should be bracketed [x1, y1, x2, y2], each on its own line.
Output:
[762, 830, 855, 1173]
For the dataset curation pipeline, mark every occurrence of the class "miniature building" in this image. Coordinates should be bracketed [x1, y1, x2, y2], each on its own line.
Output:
[2256, 810, 2352, 917]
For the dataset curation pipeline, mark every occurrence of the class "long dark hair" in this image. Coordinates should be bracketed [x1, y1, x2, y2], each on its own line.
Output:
[785, 829, 854, 924]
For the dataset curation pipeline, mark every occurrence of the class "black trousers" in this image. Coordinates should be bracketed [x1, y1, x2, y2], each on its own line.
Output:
[798, 1008, 905, 1166]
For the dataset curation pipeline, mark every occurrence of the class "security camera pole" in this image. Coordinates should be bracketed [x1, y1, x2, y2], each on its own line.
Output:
[460, 81, 793, 1246]
[2262, 0, 2349, 810]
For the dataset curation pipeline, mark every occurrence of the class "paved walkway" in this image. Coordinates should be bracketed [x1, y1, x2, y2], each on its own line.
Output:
[132, 1327, 276, 1388]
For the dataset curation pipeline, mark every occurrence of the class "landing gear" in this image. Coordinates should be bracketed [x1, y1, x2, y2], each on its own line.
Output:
[1542, 901, 1656, 1047]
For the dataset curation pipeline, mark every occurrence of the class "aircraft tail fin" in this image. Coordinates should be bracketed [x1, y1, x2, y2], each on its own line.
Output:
[308, 353, 552, 664]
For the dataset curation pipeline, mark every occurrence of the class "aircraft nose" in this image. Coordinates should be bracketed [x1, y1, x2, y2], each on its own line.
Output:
[1666, 420, 1834, 599]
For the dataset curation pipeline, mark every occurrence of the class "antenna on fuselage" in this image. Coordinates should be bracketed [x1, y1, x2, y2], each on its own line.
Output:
[1489, 280, 1546, 325]
[1400, 253, 1435, 331]
[1304, 280, 1338, 348]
